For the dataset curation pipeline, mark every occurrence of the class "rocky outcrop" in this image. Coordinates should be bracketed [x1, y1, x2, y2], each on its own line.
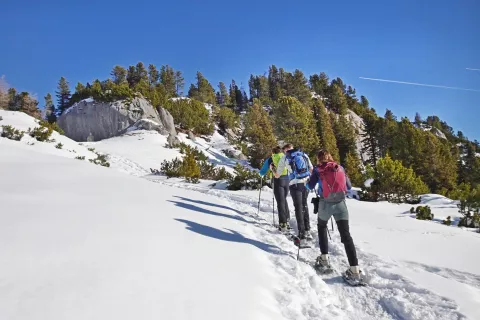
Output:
[58, 97, 177, 142]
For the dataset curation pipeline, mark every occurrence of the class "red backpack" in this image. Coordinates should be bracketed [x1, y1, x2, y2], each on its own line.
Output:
[318, 162, 347, 199]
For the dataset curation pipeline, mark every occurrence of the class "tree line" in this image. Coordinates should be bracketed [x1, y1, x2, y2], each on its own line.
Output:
[1, 63, 480, 204]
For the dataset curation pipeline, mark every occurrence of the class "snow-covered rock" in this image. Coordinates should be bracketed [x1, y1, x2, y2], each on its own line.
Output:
[58, 97, 177, 141]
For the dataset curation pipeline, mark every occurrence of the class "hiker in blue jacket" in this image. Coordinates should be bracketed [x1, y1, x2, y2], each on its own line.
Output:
[306, 150, 363, 285]
[273, 144, 313, 245]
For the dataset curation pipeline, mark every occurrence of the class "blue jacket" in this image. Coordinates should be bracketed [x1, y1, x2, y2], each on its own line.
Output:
[259, 157, 272, 177]
[307, 164, 352, 194]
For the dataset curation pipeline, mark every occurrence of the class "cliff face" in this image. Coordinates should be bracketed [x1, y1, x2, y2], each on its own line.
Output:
[58, 97, 177, 142]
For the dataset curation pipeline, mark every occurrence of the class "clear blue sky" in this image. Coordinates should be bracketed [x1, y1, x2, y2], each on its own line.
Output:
[2, 0, 479, 139]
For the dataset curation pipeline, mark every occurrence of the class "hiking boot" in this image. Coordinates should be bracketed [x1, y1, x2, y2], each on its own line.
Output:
[293, 236, 307, 247]
[343, 267, 365, 286]
[314, 255, 333, 273]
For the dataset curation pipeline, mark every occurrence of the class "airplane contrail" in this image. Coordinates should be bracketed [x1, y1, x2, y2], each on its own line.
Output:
[466, 68, 480, 71]
[359, 77, 480, 92]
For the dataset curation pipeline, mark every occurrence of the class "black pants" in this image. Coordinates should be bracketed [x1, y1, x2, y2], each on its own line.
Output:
[302, 187, 310, 230]
[273, 178, 290, 224]
[289, 183, 310, 237]
[317, 219, 358, 266]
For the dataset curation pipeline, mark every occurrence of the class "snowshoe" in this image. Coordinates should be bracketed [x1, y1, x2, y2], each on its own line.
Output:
[278, 223, 289, 234]
[342, 268, 367, 286]
[292, 235, 310, 249]
[313, 256, 333, 274]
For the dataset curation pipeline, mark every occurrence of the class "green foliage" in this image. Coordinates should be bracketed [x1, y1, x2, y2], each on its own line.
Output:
[1, 125, 24, 141]
[227, 163, 262, 190]
[443, 216, 452, 226]
[160, 158, 183, 178]
[345, 152, 363, 187]
[55, 142, 63, 149]
[89, 153, 110, 167]
[416, 206, 434, 220]
[163, 98, 214, 135]
[332, 113, 357, 164]
[44, 93, 56, 123]
[39, 120, 64, 135]
[361, 109, 381, 170]
[214, 106, 239, 132]
[410, 207, 415, 213]
[188, 72, 216, 105]
[56, 77, 71, 115]
[75, 156, 85, 160]
[274, 96, 318, 156]
[87, 147, 95, 152]
[311, 98, 339, 160]
[28, 122, 53, 142]
[243, 101, 277, 168]
[368, 154, 429, 203]
[178, 143, 209, 161]
[5, 88, 41, 119]
[181, 147, 201, 183]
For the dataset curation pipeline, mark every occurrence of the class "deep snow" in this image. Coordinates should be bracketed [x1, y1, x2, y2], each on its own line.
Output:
[1, 110, 480, 320]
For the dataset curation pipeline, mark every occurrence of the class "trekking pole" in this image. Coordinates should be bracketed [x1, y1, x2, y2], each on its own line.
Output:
[326, 226, 332, 241]
[331, 217, 334, 232]
[272, 178, 276, 227]
[257, 176, 263, 215]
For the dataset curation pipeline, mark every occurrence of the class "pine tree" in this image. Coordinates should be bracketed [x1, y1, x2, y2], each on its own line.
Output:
[332, 113, 357, 165]
[285, 69, 311, 103]
[311, 98, 339, 160]
[127, 66, 137, 87]
[274, 96, 319, 155]
[135, 62, 148, 83]
[243, 100, 277, 168]
[175, 71, 185, 96]
[378, 109, 398, 156]
[331, 77, 346, 94]
[216, 82, 231, 107]
[44, 93, 56, 123]
[56, 77, 71, 116]
[188, 72, 216, 104]
[268, 65, 284, 101]
[360, 96, 369, 109]
[309, 72, 329, 97]
[328, 84, 349, 115]
[345, 152, 363, 187]
[75, 82, 85, 93]
[148, 64, 160, 86]
[181, 147, 201, 183]
[160, 65, 176, 97]
[111, 66, 127, 85]
[414, 112, 422, 127]
[361, 109, 381, 170]
[228, 80, 238, 111]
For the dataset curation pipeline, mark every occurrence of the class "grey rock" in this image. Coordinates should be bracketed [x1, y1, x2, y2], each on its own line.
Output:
[188, 131, 196, 142]
[58, 97, 177, 141]
[167, 133, 181, 148]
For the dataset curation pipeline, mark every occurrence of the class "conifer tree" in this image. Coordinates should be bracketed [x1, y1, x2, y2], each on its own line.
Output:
[285, 69, 311, 103]
[148, 64, 160, 85]
[345, 152, 363, 187]
[311, 98, 339, 160]
[243, 100, 277, 168]
[361, 109, 381, 170]
[228, 80, 238, 111]
[75, 82, 85, 93]
[378, 109, 398, 156]
[360, 96, 369, 109]
[56, 77, 71, 116]
[309, 72, 329, 97]
[181, 147, 201, 183]
[414, 112, 422, 127]
[188, 72, 216, 104]
[328, 84, 349, 115]
[44, 93, 56, 123]
[160, 65, 176, 96]
[135, 62, 148, 83]
[216, 82, 231, 106]
[332, 113, 357, 165]
[175, 71, 185, 96]
[111, 66, 127, 85]
[127, 66, 137, 87]
[268, 65, 284, 101]
[274, 96, 318, 155]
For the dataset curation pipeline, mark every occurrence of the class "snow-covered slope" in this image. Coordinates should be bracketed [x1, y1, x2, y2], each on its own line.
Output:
[0, 110, 97, 161]
[2, 111, 480, 320]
